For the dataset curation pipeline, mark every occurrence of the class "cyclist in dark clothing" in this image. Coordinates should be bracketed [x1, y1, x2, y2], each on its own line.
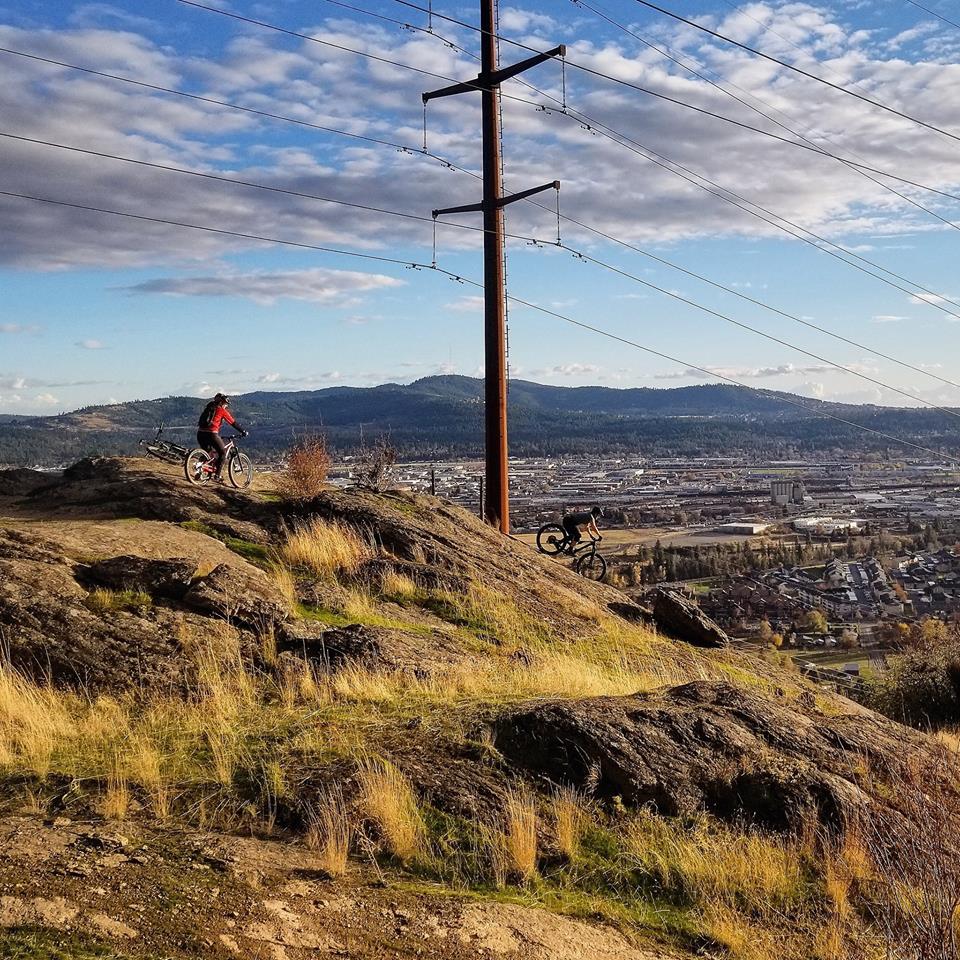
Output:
[197, 393, 246, 481]
[561, 505, 603, 552]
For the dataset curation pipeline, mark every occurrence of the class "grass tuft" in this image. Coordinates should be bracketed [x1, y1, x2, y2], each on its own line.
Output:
[305, 787, 353, 877]
[357, 757, 426, 863]
[85, 588, 151, 614]
[280, 518, 369, 578]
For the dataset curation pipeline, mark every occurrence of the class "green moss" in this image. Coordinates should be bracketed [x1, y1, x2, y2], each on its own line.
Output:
[179, 520, 271, 569]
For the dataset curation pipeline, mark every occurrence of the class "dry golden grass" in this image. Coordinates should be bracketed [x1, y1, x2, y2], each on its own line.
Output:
[357, 758, 425, 863]
[280, 518, 368, 578]
[551, 786, 587, 860]
[0, 669, 75, 776]
[101, 755, 130, 820]
[626, 811, 803, 915]
[497, 787, 538, 884]
[269, 563, 298, 610]
[277, 437, 331, 502]
[378, 569, 420, 602]
[305, 787, 352, 877]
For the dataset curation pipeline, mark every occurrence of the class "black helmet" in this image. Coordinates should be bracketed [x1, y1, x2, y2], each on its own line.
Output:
[591, 505, 604, 517]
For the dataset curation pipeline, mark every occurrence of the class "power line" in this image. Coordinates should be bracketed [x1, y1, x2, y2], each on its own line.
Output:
[550, 241, 960, 420]
[167, 2, 960, 305]
[629, 0, 960, 145]
[392, 0, 960, 202]
[175, 0, 548, 110]
[12, 123, 960, 398]
[900, 0, 960, 32]
[7, 41, 960, 334]
[572, 0, 960, 234]
[4, 187, 958, 462]
[13, 125, 960, 406]
[8, 29, 960, 326]
[0, 45, 480, 179]
[530, 199, 960, 392]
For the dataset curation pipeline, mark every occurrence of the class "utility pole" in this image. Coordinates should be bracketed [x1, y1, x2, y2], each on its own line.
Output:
[424, 2, 563, 534]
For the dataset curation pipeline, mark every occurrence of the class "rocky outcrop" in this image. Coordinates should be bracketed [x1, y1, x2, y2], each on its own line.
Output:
[78, 556, 197, 600]
[492, 680, 927, 833]
[182, 563, 289, 632]
[277, 621, 383, 670]
[651, 589, 729, 648]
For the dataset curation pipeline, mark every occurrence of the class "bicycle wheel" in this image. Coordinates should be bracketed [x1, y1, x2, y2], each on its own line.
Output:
[536, 523, 567, 555]
[575, 551, 607, 582]
[228, 451, 253, 489]
[184, 448, 213, 485]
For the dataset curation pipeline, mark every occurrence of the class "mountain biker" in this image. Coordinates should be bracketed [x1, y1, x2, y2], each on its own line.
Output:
[197, 393, 246, 482]
[561, 505, 603, 552]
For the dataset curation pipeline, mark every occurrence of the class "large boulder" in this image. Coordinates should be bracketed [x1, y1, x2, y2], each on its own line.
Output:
[492, 680, 927, 833]
[277, 621, 383, 670]
[651, 589, 729, 648]
[182, 563, 289, 632]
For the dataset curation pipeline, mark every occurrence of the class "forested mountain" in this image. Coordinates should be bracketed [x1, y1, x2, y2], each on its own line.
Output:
[1, 376, 958, 465]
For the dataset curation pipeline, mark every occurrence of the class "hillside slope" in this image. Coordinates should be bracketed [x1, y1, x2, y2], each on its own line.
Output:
[0, 459, 952, 959]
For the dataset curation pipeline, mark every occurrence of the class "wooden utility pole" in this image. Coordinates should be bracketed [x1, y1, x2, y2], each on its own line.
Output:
[424, 2, 563, 534]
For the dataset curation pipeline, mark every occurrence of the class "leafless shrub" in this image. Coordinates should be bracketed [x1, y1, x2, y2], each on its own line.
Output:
[354, 435, 397, 492]
[862, 750, 960, 960]
[278, 436, 330, 502]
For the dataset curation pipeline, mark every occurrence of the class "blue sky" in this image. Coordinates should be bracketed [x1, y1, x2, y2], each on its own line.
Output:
[1, 0, 959, 414]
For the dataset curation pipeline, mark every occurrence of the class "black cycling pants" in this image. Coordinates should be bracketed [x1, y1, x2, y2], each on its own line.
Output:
[197, 430, 227, 476]
[562, 517, 583, 545]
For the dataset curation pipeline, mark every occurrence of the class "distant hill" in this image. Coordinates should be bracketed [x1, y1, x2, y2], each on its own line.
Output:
[1, 376, 958, 465]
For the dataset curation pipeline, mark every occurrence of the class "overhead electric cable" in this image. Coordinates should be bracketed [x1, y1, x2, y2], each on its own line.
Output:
[392, 0, 960, 202]
[900, 0, 960, 32]
[0, 45, 481, 179]
[550, 241, 960, 419]
[628, 0, 960, 144]
[13, 124, 960, 395]
[170, 0, 960, 311]
[182, 0, 960, 201]
[8, 30, 959, 318]
[572, 0, 960, 233]
[13, 123, 960, 402]
[174, 0, 549, 110]
[4, 187, 957, 463]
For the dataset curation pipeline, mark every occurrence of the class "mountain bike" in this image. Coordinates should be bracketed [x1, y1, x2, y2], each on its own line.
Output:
[184, 433, 253, 489]
[139, 424, 189, 465]
[535, 522, 607, 581]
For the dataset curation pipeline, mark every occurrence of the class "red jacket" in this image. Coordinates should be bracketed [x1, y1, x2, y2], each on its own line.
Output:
[198, 402, 236, 434]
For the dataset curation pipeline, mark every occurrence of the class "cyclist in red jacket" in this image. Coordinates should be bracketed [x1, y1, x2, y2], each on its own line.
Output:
[197, 393, 246, 482]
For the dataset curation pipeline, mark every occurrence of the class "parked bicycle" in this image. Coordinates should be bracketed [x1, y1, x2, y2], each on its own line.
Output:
[535, 522, 607, 581]
[184, 432, 253, 489]
[139, 423, 189, 465]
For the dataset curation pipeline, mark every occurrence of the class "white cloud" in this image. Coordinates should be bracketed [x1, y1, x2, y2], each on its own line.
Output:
[76, 339, 105, 349]
[871, 315, 908, 323]
[122, 268, 404, 305]
[533, 363, 602, 377]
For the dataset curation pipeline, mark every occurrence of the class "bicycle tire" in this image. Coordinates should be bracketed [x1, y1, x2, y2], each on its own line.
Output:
[575, 551, 607, 582]
[536, 523, 567, 555]
[228, 451, 253, 489]
[184, 448, 213, 485]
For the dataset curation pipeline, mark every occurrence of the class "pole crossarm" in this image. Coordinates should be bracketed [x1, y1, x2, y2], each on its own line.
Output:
[422, 45, 566, 102]
[433, 181, 559, 218]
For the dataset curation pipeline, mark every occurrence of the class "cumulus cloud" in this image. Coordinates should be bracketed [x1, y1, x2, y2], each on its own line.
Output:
[533, 363, 602, 376]
[122, 268, 404, 305]
[653, 362, 844, 381]
[2, 2, 960, 275]
[872, 315, 908, 323]
[76, 338, 105, 349]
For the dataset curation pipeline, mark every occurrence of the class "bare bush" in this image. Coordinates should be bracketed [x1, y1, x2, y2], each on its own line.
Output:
[862, 751, 960, 960]
[354, 435, 397, 492]
[278, 436, 330, 502]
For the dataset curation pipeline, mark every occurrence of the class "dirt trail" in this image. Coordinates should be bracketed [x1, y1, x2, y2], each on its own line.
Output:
[0, 815, 679, 960]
